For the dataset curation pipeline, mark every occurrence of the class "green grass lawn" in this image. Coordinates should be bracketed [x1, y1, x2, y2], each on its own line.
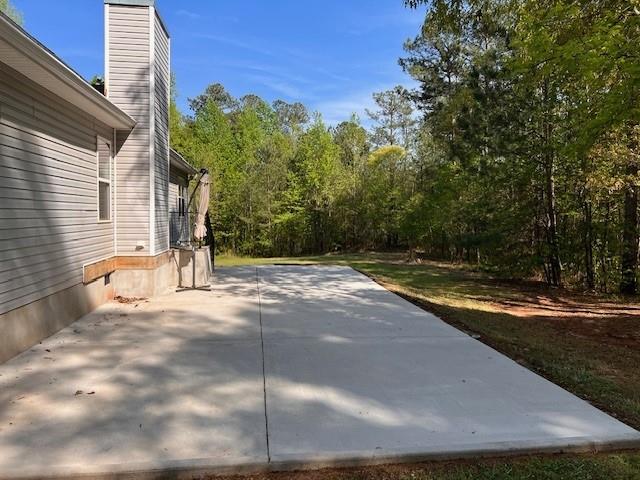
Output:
[215, 252, 640, 480]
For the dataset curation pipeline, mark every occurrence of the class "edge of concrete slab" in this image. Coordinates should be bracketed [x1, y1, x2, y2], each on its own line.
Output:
[269, 433, 640, 472]
[0, 455, 269, 480]
[3, 434, 640, 480]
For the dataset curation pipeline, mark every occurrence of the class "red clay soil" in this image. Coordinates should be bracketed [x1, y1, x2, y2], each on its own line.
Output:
[478, 286, 640, 349]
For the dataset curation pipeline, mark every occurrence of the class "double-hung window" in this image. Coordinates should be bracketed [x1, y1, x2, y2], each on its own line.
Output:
[178, 185, 187, 217]
[97, 138, 112, 222]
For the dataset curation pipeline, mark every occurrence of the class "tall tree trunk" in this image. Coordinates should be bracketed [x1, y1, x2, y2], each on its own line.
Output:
[544, 158, 562, 286]
[579, 151, 595, 290]
[620, 160, 638, 294]
[599, 200, 612, 293]
[582, 196, 594, 290]
[541, 80, 561, 286]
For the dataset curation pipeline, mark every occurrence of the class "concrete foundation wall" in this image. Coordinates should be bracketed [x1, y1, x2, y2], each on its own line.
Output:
[0, 276, 114, 364]
[175, 248, 212, 289]
[112, 248, 211, 297]
[0, 248, 212, 364]
[111, 254, 175, 298]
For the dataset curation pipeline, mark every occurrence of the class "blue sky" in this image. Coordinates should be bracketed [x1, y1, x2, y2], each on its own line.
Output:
[13, 0, 425, 125]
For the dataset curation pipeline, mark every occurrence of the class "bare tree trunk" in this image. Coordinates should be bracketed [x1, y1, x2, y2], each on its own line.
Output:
[540, 80, 561, 286]
[620, 160, 638, 294]
[544, 158, 562, 286]
[599, 200, 612, 293]
[578, 150, 595, 290]
[583, 198, 595, 290]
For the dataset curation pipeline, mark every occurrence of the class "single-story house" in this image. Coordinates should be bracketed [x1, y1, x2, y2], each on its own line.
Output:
[0, 0, 207, 363]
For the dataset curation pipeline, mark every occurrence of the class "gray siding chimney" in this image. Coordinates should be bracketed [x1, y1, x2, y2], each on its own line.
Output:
[104, 0, 170, 256]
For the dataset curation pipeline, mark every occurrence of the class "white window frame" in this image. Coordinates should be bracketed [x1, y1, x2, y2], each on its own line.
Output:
[177, 184, 187, 217]
[97, 136, 112, 223]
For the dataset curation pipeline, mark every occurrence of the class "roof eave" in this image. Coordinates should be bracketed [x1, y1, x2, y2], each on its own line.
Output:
[170, 148, 198, 175]
[0, 12, 136, 130]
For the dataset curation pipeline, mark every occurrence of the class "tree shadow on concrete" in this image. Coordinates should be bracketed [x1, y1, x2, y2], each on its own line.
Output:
[0, 265, 636, 478]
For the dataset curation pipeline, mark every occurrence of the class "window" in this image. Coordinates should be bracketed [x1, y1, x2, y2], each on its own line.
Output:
[97, 138, 112, 221]
[177, 184, 187, 217]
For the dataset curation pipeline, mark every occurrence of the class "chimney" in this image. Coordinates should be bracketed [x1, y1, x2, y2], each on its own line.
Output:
[104, 0, 170, 257]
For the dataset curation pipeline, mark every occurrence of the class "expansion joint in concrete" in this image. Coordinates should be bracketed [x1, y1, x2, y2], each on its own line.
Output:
[256, 267, 271, 463]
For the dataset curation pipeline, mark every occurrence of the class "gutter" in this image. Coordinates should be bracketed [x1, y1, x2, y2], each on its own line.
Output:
[170, 148, 198, 176]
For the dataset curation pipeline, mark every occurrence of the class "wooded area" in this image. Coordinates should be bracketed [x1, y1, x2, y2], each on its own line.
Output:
[170, 0, 639, 294]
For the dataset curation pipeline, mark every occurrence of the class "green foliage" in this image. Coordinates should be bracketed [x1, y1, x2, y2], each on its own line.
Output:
[170, 83, 419, 257]
[366, 86, 416, 148]
[397, 0, 640, 291]
[0, 0, 23, 25]
[89, 75, 104, 94]
[170, 0, 639, 292]
[188, 83, 238, 115]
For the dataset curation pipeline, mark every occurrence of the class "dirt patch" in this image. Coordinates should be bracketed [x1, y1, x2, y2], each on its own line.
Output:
[376, 264, 640, 349]
[113, 296, 147, 304]
[542, 315, 640, 348]
[461, 285, 640, 349]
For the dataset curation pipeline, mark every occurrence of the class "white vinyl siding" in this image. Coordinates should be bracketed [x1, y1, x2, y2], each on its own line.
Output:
[0, 61, 115, 315]
[153, 13, 170, 254]
[107, 4, 151, 255]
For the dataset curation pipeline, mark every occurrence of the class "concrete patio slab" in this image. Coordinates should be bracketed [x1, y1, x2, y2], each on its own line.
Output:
[258, 266, 640, 465]
[258, 265, 465, 340]
[0, 270, 267, 479]
[264, 336, 639, 463]
[0, 265, 638, 479]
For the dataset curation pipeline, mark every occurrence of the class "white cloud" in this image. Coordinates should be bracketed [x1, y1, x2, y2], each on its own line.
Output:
[312, 90, 377, 126]
[245, 75, 305, 99]
[312, 66, 351, 83]
[343, 9, 425, 36]
[312, 79, 418, 126]
[221, 60, 313, 85]
[194, 34, 274, 57]
[176, 9, 202, 20]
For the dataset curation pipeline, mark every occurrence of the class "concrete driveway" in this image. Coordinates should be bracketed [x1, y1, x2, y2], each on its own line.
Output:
[0, 265, 638, 478]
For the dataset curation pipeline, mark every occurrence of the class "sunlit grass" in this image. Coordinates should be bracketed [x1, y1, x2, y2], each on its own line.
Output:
[215, 252, 395, 267]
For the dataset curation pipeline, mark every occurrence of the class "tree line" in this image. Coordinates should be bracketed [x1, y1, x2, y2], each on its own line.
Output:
[170, 82, 416, 257]
[171, 0, 640, 294]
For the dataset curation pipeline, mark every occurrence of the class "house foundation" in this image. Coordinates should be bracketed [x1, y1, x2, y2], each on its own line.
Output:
[0, 248, 212, 364]
[112, 248, 212, 297]
[0, 277, 113, 364]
